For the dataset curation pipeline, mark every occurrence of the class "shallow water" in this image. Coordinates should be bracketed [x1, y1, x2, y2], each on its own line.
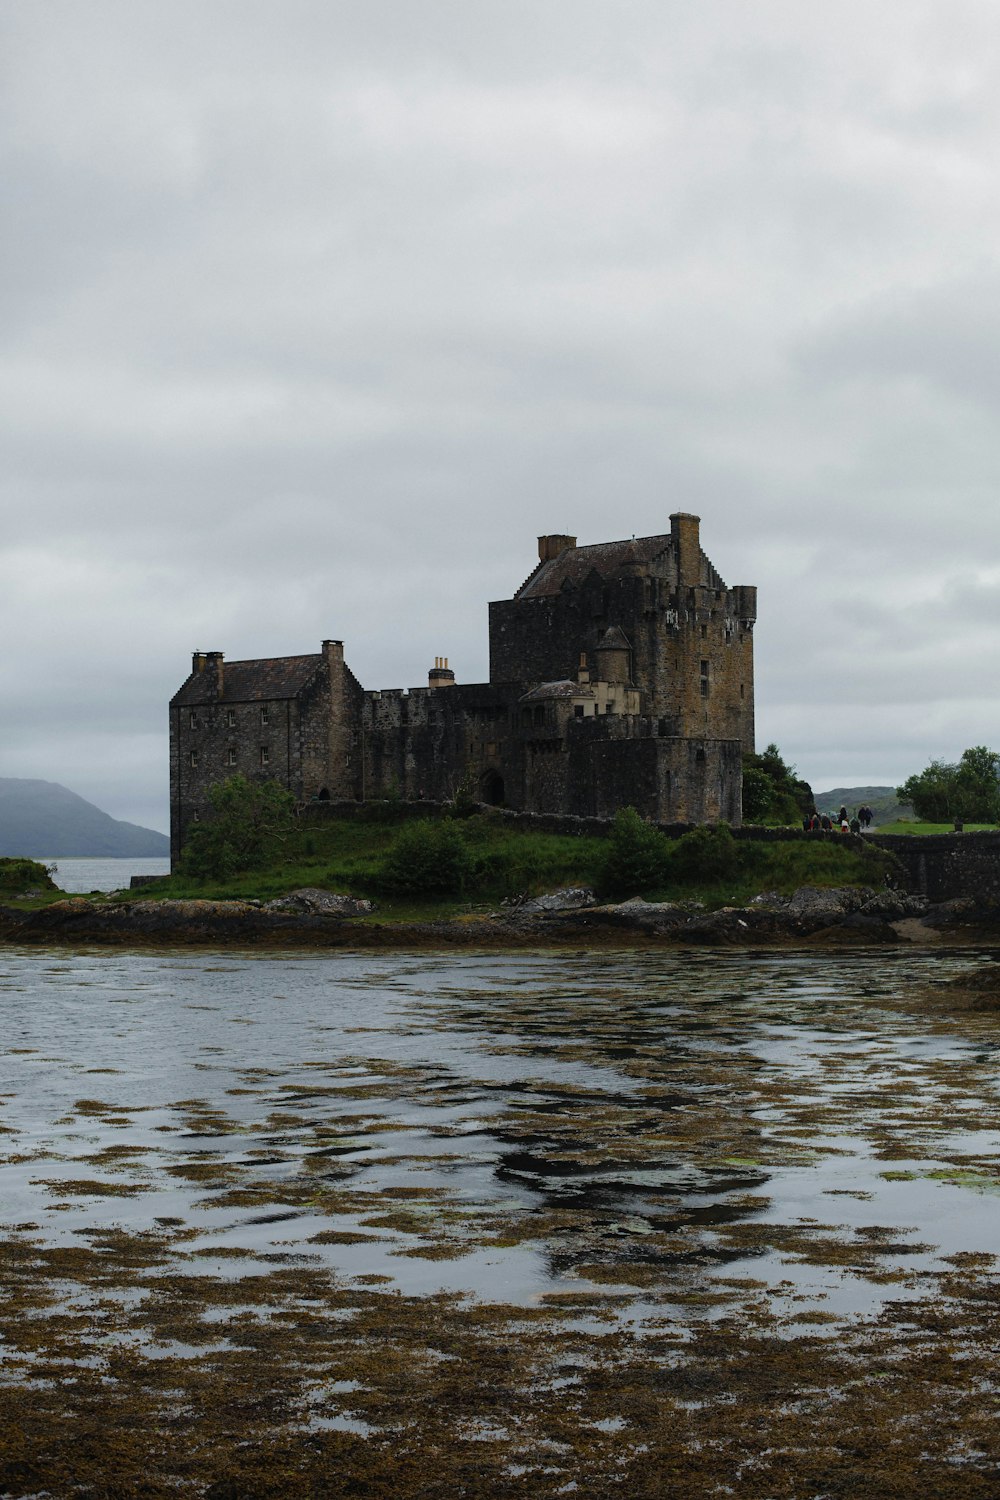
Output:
[1, 945, 996, 1320]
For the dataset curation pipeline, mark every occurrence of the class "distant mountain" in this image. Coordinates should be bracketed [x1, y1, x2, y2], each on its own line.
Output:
[812, 785, 913, 826]
[0, 778, 169, 857]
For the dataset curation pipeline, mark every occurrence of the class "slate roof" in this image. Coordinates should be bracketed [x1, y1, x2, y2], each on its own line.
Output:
[515, 534, 673, 600]
[597, 625, 632, 650]
[173, 654, 323, 705]
[519, 680, 594, 702]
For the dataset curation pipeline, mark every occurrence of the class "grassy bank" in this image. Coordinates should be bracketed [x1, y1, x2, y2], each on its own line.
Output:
[3, 819, 901, 916]
[876, 820, 997, 835]
[131, 813, 898, 915]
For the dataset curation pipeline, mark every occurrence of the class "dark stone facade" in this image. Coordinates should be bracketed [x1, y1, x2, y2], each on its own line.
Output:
[169, 514, 755, 864]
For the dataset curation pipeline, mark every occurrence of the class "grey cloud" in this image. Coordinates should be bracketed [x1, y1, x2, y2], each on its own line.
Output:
[4, 0, 1000, 828]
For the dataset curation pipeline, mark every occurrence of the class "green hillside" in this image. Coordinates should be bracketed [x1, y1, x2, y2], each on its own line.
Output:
[812, 785, 913, 827]
[0, 778, 169, 857]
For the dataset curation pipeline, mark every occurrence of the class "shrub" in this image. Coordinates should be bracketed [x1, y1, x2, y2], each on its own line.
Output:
[0, 857, 58, 894]
[378, 820, 474, 896]
[599, 807, 670, 896]
[673, 824, 739, 883]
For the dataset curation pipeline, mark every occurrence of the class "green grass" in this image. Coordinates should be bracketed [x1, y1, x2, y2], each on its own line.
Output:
[107, 814, 900, 915]
[875, 821, 998, 836]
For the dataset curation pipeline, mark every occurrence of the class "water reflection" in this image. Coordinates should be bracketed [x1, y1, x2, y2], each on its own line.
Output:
[0, 946, 996, 1324]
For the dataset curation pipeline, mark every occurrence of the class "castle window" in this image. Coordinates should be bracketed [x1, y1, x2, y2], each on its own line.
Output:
[696, 748, 706, 763]
[226, 709, 236, 728]
[700, 679, 709, 697]
[700, 624, 707, 638]
[260, 706, 269, 726]
[227, 747, 237, 766]
[574, 705, 584, 718]
[189, 711, 198, 729]
[740, 683, 745, 699]
[189, 750, 198, 768]
[259, 746, 269, 767]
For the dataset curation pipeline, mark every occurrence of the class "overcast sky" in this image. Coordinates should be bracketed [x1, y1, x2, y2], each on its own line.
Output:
[3, 0, 1000, 833]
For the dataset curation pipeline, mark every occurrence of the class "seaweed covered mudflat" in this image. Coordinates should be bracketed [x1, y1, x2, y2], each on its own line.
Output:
[2, 947, 1000, 1497]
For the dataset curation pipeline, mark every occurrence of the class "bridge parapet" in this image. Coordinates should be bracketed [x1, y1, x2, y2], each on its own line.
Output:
[870, 832, 1000, 902]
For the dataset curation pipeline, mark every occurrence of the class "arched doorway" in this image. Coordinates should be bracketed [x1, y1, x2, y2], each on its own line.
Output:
[481, 770, 505, 807]
[317, 787, 330, 801]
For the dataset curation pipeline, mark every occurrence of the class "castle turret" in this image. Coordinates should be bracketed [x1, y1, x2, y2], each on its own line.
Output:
[595, 626, 631, 683]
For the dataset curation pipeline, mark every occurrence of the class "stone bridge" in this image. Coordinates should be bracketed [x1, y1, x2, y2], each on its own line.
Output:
[869, 832, 1000, 902]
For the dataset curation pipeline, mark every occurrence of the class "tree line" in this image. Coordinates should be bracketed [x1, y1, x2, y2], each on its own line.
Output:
[896, 746, 1000, 824]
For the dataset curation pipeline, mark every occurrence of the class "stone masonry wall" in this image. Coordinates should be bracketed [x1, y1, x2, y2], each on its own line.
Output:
[869, 832, 1000, 902]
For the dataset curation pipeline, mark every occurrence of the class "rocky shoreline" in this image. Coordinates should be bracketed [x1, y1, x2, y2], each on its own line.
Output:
[1, 883, 998, 948]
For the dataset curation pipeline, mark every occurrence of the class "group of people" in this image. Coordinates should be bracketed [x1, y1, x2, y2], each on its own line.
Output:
[802, 803, 875, 835]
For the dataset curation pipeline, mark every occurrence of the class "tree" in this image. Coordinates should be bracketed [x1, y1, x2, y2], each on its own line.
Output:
[599, 807, 670, 896]
[178, 775, 296, 879]
[742, 743, 814, 825]
[741, 766, 774, 823]
[898, 747, 1000, 824]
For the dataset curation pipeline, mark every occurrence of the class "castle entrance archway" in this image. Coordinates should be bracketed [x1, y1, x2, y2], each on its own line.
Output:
[481, 770, 505, 807]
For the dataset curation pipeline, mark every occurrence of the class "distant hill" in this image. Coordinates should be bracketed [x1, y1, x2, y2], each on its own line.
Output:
[0, 778, 169, 857]
[812, 785, 914, 826]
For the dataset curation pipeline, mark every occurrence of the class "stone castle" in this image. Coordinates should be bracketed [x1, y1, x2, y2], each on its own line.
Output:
[169, 513, 756, 863]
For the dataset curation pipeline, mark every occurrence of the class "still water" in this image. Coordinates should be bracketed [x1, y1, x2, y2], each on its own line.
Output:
[0, 945, 996, 1321]
[39, 857, 171, 893]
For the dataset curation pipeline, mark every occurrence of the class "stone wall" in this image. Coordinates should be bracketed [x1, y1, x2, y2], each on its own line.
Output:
[869, 832, 1000, 902]
[170, 692, 304, 859]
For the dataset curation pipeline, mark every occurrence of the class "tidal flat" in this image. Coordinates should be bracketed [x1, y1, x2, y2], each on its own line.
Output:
[1, 946, 1000, 1497]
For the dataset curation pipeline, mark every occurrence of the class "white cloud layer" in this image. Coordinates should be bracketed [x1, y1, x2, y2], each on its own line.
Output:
[3, 0, 1000, 827]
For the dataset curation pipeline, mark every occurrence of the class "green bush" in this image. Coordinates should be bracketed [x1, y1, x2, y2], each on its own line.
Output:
[599, 807, 670, 896]
[378, 820, 474, 896]
[0, 857, 58, 894]
[673, 824, 739, 883]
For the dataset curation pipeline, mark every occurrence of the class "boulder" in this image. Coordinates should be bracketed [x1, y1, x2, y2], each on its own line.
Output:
[263, 888, 375, 917]
[506, 887, 596, 916]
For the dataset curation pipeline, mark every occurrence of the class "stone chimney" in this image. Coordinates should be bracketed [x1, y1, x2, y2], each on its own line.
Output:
[205, 650, 224, 694]
[429, 656, 455, 688]
[538, 534, 576, 563]
[193, 651, 224, 692]
[670, 512, 701, 589]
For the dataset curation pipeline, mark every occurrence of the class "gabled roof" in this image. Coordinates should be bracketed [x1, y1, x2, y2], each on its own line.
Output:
[515, 534, 672, 600]
[172, 654, 323, 706]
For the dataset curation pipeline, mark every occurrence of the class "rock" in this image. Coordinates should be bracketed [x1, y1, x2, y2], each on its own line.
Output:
[859, 890, 928, 920]
[506, 887, 596, 915]
[262, 888, 375, 917]
[786, 886, 857, 921]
